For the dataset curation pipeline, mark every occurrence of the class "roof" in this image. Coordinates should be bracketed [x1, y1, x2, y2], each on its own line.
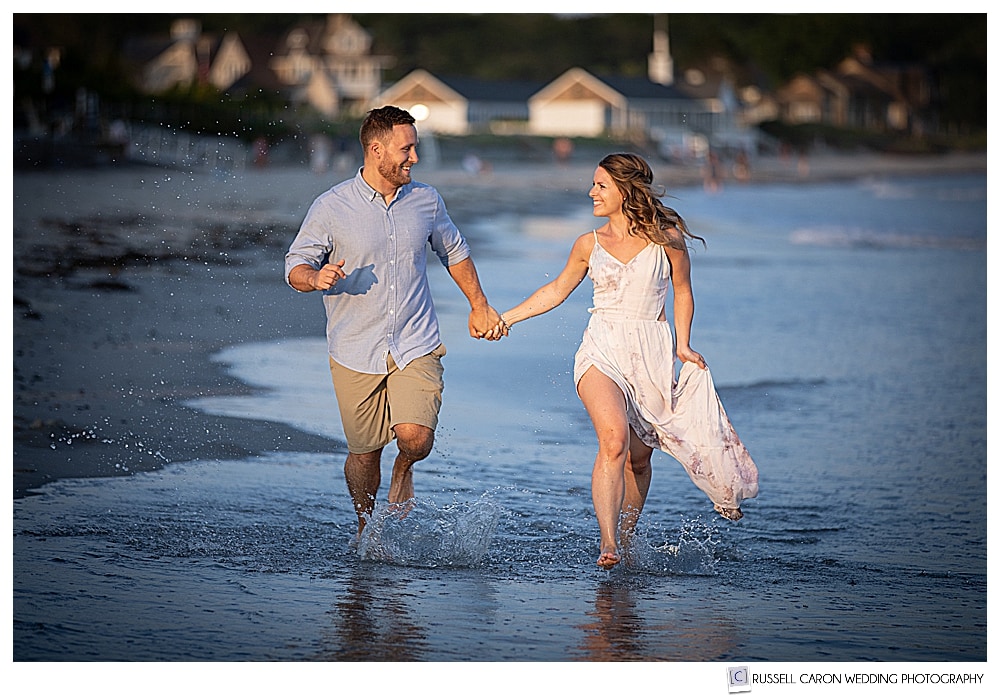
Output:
[434, 75, 546, 102]
[233, 35, 286, 92]
[596, 74, 695, 101]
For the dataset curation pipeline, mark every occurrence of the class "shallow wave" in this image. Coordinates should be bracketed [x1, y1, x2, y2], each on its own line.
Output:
[721, 377, 827, 391]
[790, 226, 984, 250]
[861, 177, 987, 203]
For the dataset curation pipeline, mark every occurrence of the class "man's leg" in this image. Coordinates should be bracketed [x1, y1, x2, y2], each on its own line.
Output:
[388, 423, 434, 503]
[383, 345, 444, 506]
[329, 356, 392, 537]
[345, 448, 383, 535]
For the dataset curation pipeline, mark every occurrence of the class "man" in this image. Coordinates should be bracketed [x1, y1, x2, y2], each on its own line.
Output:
[285, 105, 500, 537]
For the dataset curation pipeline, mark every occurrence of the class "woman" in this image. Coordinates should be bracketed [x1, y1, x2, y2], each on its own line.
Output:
[490, 153, 758, 569]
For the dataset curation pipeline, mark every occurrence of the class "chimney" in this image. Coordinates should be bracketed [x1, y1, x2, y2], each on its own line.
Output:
[648, 14, 674, 86]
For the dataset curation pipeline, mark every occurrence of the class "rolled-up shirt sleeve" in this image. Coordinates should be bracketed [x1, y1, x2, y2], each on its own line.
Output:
[429, 191, 471, 268]
[284, 197, 336, 290]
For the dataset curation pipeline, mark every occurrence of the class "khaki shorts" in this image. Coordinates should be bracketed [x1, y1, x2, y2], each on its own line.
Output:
[328, 344, 446, 454]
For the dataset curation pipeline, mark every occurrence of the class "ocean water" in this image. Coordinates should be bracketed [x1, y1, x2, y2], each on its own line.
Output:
[13, 171, 987, 670]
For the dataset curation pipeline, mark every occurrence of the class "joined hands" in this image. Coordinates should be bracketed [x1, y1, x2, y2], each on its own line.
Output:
[483, 314, 510, 341]
[469, 307, 510, 341]
[469, 305, 505, 341]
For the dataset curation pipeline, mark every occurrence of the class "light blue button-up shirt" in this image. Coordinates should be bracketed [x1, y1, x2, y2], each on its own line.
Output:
[285, 169, 471, 374]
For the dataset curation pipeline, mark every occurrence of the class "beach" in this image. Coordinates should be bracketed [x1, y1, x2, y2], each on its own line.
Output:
[12, 148, 985, 498]
[12, 147, 987, 670]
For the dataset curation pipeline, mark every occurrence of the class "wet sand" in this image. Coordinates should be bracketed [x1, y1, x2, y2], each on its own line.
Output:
[11, 150, 986, 498]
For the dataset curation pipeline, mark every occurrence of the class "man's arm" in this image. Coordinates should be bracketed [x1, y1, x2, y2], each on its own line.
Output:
[288, 260, 346, 292]
[445, 257, 501, 339]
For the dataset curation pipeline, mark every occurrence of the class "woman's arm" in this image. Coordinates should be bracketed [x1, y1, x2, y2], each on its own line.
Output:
[490, 232, 593, 337]
[664, 242, 707, 369]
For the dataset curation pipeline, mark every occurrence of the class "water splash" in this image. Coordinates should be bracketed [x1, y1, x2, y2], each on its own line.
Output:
[626, 516, 721, 576]
[356, 494, 501, 568]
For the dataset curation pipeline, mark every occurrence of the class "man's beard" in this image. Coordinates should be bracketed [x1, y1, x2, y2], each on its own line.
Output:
[378, 158, 411, 188]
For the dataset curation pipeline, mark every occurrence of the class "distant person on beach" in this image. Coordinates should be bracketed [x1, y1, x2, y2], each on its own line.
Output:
[702, 149, 724, 192]
[487, 152, 759, 569]
[285, 105, 502, 539]
[553, 137, 574, 165]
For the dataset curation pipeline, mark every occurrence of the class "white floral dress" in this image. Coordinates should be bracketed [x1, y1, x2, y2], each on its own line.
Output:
[573, 232, 759, 510]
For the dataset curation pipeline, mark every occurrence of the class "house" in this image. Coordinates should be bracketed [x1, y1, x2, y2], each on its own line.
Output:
[124, 19, 201, 93]
[775, 73, 835, 125]
[373, 13, 739, 145]
[527, 67, 700, 141]
[835, 47, 929, 132]
[370, 69, 542, 135]
[736, 84, 780, 131]
[374, 64, 708, 142]
[369, 69, 469, 134]
[776, 46, 930, 134]
[127, 14, 391, 118]
[124, 19, 250, 94]
[527, 68, 628, 138]
[223, 35, 288, 98]
[269, 14, 393, 118]
[527, 18, 764, 153]
[672, 62, 770, 152]
[121, 12, 770, 151]
[206, 32, 252, 93]
[429, 74, 543, 134]
[644, 15, 769, 153]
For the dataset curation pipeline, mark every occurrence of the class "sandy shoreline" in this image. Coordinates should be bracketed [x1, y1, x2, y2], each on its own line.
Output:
[11, 150, 986, 498]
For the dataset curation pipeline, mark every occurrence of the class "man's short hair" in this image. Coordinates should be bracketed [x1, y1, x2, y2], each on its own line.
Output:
[360, 106, 416, 148]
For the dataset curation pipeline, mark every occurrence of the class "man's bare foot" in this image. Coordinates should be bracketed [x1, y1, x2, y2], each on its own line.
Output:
[714, 503, 743, 521]
[597, 548, 621, 569]
[387, 498, 416, 519]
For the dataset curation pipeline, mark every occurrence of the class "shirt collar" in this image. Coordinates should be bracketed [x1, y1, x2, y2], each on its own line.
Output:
[356, 167, 411, 204]
[355, 168, 379, 202]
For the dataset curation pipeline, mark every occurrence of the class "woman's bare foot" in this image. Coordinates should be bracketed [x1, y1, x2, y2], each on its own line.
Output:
[714, 503, 743, 521]
[597, 548, 621, 569]
[618, 529, 638, 567]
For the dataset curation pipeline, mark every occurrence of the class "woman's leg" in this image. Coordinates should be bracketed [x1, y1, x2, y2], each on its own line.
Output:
[620, 430, 653, 553]
[578, 367, 630, 569]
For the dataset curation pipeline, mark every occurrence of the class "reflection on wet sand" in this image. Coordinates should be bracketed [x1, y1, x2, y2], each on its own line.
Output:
[317, 562, 505, 660]
[574, 577, 737, 661]
[319, 564, 427, 660]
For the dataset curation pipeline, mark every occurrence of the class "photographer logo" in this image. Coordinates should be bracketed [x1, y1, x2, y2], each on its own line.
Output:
[727, 666, 751, 693]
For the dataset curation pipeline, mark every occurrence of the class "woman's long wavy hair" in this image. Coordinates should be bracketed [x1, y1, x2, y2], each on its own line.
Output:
[598, 153, 705, 250]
